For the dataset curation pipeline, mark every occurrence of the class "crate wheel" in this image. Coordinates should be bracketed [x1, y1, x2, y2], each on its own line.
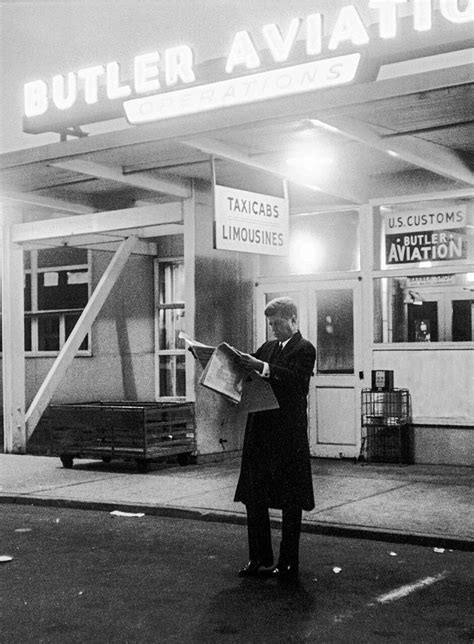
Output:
[177, 452, 192, 466]
[60, 455, 74, 469]
[135, 459, 149, 473]
[102, 456, 112, 464]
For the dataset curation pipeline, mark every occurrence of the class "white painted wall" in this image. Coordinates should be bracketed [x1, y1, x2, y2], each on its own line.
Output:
[373, 348, 473, 423]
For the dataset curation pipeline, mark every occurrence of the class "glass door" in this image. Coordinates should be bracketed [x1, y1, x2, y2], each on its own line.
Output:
[255, 279, 362, 459]
[308, 281, 362, 458]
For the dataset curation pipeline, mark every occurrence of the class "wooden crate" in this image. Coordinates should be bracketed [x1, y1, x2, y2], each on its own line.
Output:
[29, 401, 196, 471]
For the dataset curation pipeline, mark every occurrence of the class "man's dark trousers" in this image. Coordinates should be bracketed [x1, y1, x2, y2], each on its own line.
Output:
[246, 502, 302, 566]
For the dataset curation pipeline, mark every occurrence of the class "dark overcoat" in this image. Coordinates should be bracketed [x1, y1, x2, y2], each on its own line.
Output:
[234, 331, 316, 511]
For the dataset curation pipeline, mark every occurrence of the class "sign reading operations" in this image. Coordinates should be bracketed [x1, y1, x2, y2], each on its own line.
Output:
[214, 186, 289, 255]
[124, 54, 359, 125]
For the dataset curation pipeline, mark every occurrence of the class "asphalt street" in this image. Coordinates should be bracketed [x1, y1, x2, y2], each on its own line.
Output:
[1, 505, 472, 643]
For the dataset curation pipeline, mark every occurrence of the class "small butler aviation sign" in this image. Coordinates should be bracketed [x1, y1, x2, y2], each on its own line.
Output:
[384, 204, 467, 265]
[214, 185, 289, 255]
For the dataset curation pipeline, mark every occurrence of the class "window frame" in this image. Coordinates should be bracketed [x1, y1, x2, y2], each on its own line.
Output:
[23, 249, 91, 357]
[370, 193, 474, 349]
[154, 257, 187, 400]
[372, 266, 474, 348]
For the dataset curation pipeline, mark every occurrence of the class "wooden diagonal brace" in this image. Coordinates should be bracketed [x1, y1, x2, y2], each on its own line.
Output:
[25, 236, 137, 435]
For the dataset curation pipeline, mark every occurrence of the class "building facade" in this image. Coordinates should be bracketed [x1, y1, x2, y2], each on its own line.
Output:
[1, 1, 473, 465]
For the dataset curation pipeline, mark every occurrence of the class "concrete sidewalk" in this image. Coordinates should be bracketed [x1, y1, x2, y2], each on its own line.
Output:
[0, 453, 472, 550]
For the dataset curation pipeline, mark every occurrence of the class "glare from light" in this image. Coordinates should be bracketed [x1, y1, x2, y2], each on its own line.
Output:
[286, 154, 334, 183]
[419, 261, 432, 268]
[387, 149, 400, 158]
[288, 233, 323, 274]
[467, 273, 474, 283]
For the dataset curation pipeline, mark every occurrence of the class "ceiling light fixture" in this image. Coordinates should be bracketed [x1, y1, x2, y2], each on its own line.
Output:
[308, 119, 340, 134]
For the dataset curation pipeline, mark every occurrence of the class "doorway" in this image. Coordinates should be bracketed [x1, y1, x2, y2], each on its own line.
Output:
[256, 279, 362, 459]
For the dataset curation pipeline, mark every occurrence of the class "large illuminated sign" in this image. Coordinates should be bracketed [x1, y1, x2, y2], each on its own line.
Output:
[123, 54, 360, 124]
[24, 46, 196, 118]
[214, 186, 289, 255]
[22, 0, 474, 132]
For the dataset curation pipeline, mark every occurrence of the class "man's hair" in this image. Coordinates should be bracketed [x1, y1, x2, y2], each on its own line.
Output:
[264, 297, 298, 320]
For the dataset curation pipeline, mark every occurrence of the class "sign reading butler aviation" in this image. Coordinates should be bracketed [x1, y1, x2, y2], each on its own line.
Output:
[384, 204, 467, 265]
[214, 186, 289, 255]
[23, 2, 474, 134]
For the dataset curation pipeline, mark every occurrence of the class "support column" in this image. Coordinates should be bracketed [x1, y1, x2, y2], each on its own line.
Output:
[1, 207, 26, 453]
[359, 203, 374, 389]
[183, 190, 196, 401]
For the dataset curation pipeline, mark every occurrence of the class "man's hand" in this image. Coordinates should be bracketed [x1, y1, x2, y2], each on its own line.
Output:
[238, 352, 264, 374]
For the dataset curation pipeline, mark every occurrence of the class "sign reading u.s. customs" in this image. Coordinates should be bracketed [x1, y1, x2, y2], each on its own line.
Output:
[214, 186, 289, 255]
[384, 204, 467, 265]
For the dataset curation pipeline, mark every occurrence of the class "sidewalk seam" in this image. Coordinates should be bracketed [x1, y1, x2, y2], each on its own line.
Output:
[1, 474, 130, 497]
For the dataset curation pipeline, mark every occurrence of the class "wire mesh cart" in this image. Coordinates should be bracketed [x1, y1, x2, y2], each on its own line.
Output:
[28, 401, 196, 472]
[360, 389, 412, 464]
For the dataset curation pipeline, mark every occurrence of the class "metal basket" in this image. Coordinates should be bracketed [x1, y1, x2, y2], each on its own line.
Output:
[360, 389, 412, 464]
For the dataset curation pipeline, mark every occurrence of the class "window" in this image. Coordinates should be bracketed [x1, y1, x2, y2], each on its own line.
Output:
[373, 273, 474, 343]
[21, 248, 90, 354]
[260, 210, 360, 275]
[316, 288, 354, 373]
[373, 196, 473, 344]
[156, 259, 186, 398]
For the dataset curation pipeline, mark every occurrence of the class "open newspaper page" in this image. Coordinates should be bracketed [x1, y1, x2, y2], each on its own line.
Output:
[199, 342, 245, 403]
[179, 332, 215, 368]
[182, 333, 279, 410]
[240, 370, 279, 412]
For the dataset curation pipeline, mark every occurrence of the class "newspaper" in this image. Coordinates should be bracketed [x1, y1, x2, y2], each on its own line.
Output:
[239, 370, 279, 412]
[180, 332, 279, 410]
[179, 332, 215, 368]
[200, 342, 245, 403]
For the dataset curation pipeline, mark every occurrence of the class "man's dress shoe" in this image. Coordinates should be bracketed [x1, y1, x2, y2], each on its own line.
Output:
[238, 559, 273, 578]
[270, 563, 299, 579]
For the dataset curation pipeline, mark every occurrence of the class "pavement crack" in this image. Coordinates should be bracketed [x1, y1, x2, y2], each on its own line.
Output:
[310, 482, 413, 515]
[164, 482, 236, 503]
[16, 475, 128, 496]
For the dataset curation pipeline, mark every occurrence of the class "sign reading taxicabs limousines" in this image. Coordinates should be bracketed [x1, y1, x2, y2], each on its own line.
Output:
[214, 186, 289, 255]
[384, 204, 467, 265]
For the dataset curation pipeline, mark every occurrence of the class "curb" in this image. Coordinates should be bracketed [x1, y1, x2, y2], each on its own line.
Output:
[2, 495, 473, 552]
